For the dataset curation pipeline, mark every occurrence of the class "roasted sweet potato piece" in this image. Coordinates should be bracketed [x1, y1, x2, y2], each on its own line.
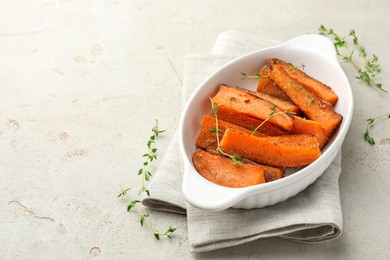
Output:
[220, 129, 321, 167]
[192, 149, 265, 188]
[212, 105, 288, 136]
[206, 148, 285, 182]
[257, 66, 291, 101]
[264, 167, 284, 182]
[268, 58, 339, 106]
[212, 85, 294, 131]
[195, 115, 266, 150]
[236, 87, 300, 115]
[242, 159, 285, 182]
[291, 116, 328, 149]
[268, 66, 342, 137]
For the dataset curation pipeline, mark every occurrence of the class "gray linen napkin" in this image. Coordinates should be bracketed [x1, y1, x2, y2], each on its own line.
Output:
[142, 30, 343, 252]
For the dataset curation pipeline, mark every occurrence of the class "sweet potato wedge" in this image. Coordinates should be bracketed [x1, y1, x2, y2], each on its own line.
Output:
[268, 58, 339, 106]
[192, 149, 265, 188]
[291, 116, 328, 149]
[263, 166, 284, 182]
[212, 85, 294, 131]
[220, 129, 321, 167]
[195, 115, 266, 150]
[236, 87, 300, 115]
[205, 148, 285, 182]
[268, 66, 342, 137]
[242, 159, 285, 182]
[212, 105, 288, 136]
[257, 66, 292, 101]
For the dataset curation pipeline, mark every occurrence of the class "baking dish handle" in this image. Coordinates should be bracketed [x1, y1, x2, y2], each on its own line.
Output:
[181, 160, 242, 211]
[283, 34, 339, 64]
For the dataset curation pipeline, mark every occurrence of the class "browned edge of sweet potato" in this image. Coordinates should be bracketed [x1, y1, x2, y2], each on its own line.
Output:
[269, 58, 339, 106]
[192, 148, 265, 188]
[268, 65, 342, 137]
[220, 129, 321, 167]
[212, 85, 294, 131]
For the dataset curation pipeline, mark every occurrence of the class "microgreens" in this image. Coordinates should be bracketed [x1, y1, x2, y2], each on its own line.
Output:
[210, 98, 244, 165]
[363, 113, 390, 145]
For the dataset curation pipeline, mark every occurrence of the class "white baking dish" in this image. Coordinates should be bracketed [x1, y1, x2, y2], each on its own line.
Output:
[179, 34, 353, 211]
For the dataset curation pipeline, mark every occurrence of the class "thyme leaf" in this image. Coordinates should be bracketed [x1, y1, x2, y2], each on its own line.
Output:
[319, 25, 389, 145]
[318, 25, 387, 93]
[118, 186, 176, 239]
[252, 108, 296, 135]
[240, 72, 267, 80]
[210, 98, 244, 165]
[363, 113, 390, 145]
[118, 120, 175, 239]
[138, 119, 165, 196]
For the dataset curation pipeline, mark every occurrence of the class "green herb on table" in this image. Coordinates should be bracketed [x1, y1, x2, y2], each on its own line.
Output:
[210, 98, 244, 166]
[363, 113, 390, 145]
[118, 120, 176, 239]
[318, 25, 386, 93]
[319, 25, 389, 145]
[118, 187, 176, 239]
[138, 119, 165, 196]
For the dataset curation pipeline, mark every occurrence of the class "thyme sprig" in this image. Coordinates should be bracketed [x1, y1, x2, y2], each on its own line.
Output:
[210, 98, 244, 166]
[241, 63, 304, 80]
[252, 105, 296, 135]
[118, 120, 176, 239]
[318, 25, 386, 93]
[364, 113, 390, 145]
[319, 25, 389, 145]
[240, 72, 266, 80]
[287, 63, 306, 71]
[138, 119, 165, 196]
[118, 187, 176, 239]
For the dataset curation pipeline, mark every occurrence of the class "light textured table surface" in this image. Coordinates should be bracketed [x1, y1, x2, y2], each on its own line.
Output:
[1, 1, 389, 259]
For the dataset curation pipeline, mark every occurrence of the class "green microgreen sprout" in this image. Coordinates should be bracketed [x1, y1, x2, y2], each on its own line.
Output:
[210, 98, 244, 166]
[363, 113, 390, 145]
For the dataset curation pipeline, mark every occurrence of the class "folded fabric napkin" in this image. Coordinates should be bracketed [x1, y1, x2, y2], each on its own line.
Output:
[142, 30, 343, 252]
